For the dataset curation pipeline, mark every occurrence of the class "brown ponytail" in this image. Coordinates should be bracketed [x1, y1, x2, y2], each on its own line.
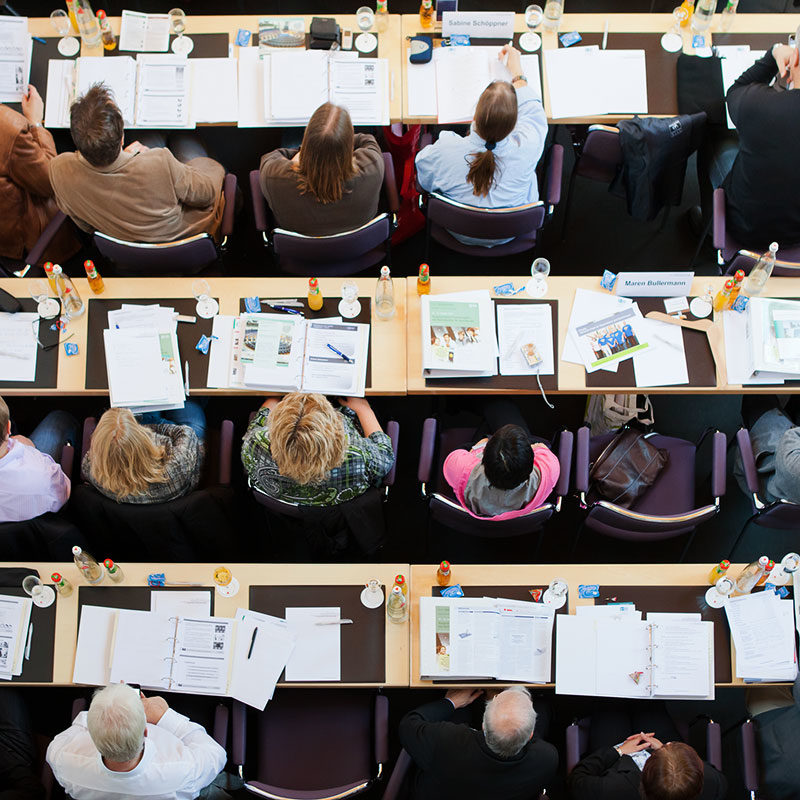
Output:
[466, 82, 518, 197]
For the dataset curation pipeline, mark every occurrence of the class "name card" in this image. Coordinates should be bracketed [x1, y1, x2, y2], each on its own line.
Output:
[442, 11, 515, 40]
[615, 271, 695, 298]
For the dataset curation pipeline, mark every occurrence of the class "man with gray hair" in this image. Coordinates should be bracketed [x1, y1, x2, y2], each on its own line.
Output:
[46, 683, 226, 800]
[399, 687, 557, 800]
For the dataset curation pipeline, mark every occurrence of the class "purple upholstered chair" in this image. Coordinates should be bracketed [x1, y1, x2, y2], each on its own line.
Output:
[561, 124, 622, 240]
[728, 427, 800, 558]
[233, 691, 388, 800]
[249, 152, 399, 276]
[417, 418, 573, 554]
[573, 426, 726, 560]
[713, 187, 800, 274]
[418, 143, 563, 259]
[565, 716, 722, 775]
[740, 719, 759, 800]
[10, 211, 78, 278]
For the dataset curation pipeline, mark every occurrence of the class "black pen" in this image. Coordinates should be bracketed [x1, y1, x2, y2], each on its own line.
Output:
[247, 627, 258, 659]
[326, 343, 353, 363]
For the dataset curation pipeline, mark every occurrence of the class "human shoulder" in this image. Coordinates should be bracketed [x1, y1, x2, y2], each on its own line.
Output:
[0, 103, 26, 136]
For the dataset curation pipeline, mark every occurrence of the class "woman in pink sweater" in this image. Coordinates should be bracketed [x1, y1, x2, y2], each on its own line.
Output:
[443, 423, 560, 521]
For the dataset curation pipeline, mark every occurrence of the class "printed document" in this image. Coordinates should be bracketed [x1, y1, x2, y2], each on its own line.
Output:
[569, 303, 649, 372]
[284, 607, 341, 682]
[302, 321, 370, 396]
[0, 313, 38, 382]
[150, 591, 211, 617]
[0, 17, 31, 103]
[76, 57, 137, 126]
[135, 54, 191, 128]
[632, 317, 688, 387]
[192, 58, 239, 123]
[497, 303, 554, 377]
[0, 595, 32, 679]
[329, 59, 387, 125]
[268, 50, 329, 123]
[119, 10, 170, 52]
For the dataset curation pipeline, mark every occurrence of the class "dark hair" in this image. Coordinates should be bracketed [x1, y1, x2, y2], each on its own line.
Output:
[296, 103, 356, 204]
[466, 81, 518, 198]
[482, 424, 533, 490]
[69, 84, 124, 168]
[640, 743, 704, 800]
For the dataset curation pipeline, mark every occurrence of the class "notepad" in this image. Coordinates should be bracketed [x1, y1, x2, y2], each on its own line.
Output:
[0, 313, 38, 382]
[284, 607, 341, 682]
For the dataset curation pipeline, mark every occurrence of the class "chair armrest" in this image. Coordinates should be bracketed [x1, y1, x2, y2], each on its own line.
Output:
[81, 418, 97, 462]
[575, 426, 590, 495]
[249, 169, 268, 234]
[712, 188, 726, 252]
[381, 750, 412, 800]
[232, 700, 247, 768]
[545, 144, 564, 207]
[71, 697, 87, 721]
[741, 719, 758, 792]
[382, 152, 400, 215]
[711, 431, 727, 499]
[60, 443, 75, 482]
[565, 722, 581, 774]
[213, 703, 229, 750]
[221, 174, 237, 239]
[736, 428, 760, 495]
[555, 430, 573, 500]
[374, 693, 389, 766]
[384, 420, 399, 488]
[24, 211, 69, 272]
[418, 418, 438, 486]
[706, 720, 722, 773]
[218, 420, 234, 487]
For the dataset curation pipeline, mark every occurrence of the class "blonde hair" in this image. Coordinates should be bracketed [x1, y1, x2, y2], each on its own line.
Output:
[268, 393, 347, 484]
[89, 408, 167, 497]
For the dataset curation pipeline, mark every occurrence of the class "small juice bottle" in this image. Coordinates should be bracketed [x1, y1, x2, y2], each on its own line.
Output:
[436, 560, 451, 586]
[707, 559, 730, 585]
[44, 262, 58, 294]
[66, 0, 79, 32]
[712, 279, 734, 313]
[419, 0, 434, 29]
[103, 559, 124, 583]
[51, 572, 73, 597]
[757, 559, 775, 586]
[726, 269, 745, 309]
[84, 259, 105, 294]
[393, 574, 408, 596]
[307, 278, 324, 312]
[417, 263, 431, 295]
[96, 10, 117, 49]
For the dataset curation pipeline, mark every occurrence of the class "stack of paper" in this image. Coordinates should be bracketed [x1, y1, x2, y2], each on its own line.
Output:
[497, 303, 555, 377]
[0, 312, 38, 383]
[0, 595, 33, 680]
[136, 54, 190, 127]
[284, 607, 342, 682]
[191, 58, 239, 123]
[0, 17, 31, 103]
[103, 304, 185, 412]
[726, 592, 798, 682]
[419, 596, 555, 682]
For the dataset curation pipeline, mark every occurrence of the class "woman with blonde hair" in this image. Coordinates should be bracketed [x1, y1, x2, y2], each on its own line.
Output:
[81, 402, 205, 504]
[258, 102, 384, 236]
[242, 393, 394, 506]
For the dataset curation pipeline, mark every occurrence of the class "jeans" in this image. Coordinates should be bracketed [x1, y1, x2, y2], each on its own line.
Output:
[136, 399, 207, 440]
[697, 130, 740, 225]
[29, 410, 80, 461]
[129, 133, 210, 164]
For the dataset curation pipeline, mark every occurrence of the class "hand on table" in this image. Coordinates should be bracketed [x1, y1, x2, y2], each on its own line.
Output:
[22, 85, 44, 125]
[499, 44, 523, 79]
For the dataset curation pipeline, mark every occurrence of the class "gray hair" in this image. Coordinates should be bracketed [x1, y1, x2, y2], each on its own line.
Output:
[87, 684, 146, 762]
[482, 686, 537, 759]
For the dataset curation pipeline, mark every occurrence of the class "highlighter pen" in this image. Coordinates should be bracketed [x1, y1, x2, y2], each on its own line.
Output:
[326, 343, 353, 363]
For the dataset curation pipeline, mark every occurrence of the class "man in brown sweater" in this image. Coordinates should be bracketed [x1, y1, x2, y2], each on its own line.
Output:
[49, 84, 225, 243]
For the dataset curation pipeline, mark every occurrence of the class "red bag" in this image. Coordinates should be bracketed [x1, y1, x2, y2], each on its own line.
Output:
[382, 124, 426, 244]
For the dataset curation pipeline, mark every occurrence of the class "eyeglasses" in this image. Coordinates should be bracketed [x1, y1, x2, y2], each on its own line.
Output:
[31, 318, 74, 352]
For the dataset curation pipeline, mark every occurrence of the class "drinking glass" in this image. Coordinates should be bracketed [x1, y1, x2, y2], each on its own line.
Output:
[169, 8, 194, 55]
[355, 6, 377, 53]
[192, 279, 219, 319]
[213, 566, 240, 597]
[526, 257, 550, 297]
[705, 575, 734, 608]
[22, 574, 56, 608]
[360, 578, 385, 608]
[520, 4, 543, 52]
[543, 577, 568, 608]
[661, 7, 685, 52]
[28, 279, 60, 319]
[50, 9, 80, 55]
[338, 280, 361, 318]
[770, 552, 800, 586]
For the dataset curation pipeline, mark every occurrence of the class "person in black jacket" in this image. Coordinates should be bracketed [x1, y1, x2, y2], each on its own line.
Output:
[399, 687, 558, 800]
[723, 43, 800, 248]
[566, 704, 726, 800]
[0, 690, 45, 800]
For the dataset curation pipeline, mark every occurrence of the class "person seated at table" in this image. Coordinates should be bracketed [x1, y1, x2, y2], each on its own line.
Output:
[258, 102, 384, 236]
[567, 703, 726, 800]
[46, 683, 226, 800]
[443, 399, 559, 519]
[241, 393, 394, 506]
[49, 84, 226, 244]
[0, 84, 79, 267]
[414, 44, 547, 248]
[399, 687, 558, 800]
[0, 396, 76, 524]
[0, 688, 46, 800]
[81, 403, 205, 505]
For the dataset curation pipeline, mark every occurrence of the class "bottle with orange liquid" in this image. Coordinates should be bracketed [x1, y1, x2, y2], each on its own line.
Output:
[84, 260, 105, 294]
[308, 277, 324, 311]
[436, 561, 451, 586]
[417, 263, 431, 295]
[419, 0, 434, 29]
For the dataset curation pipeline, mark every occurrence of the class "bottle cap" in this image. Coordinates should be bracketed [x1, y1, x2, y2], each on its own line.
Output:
[84, 260, 95, 268]
[308, 277, 318, 288]
[439, 560, 451, 572]
[97, 8, 106, 17]
[103, 559, 114, 569]
[720, 559, 730, 568]
[724, 279, 734, 289]
[769, 242, 779, 252]
[419, 263, 430, 278]
[380, 266, 390, 277]
[765, 560, 775, 571]
[758, 555, 769, 566]
[733, 270, 745, 283]
[51, 573, 62, 582]
[391, 585, 402, 595]
[72, 545, 82, 555]
[394, 574, 405, 585]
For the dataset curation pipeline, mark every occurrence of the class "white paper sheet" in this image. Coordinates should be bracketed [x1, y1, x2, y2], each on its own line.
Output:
[72, 605, 117, 686]
[171, 616, 234, 694]
[76, 56, 137, 126]
[723, 309, 785, 385]
[720, 49, 765, 129]
[284, 607, 341, 681]
[302, 321, 369, 396]
[563, 289, 634, 371]
[0, 17, 30, 102]
[576, 604, 642, 620]
[0, 313, 38, 382]
[150, 591, 211, 617]
[119, 10, 170, 52]
[632, 317, 689, 387]
[269, 50, 329, 122]
[406, 51, 437, 118]
[103, 328, 169, 406]
[44, 59, 75, 128]
[0, 595, 31, 678]
[191, 58, 239, 123]
[109, 610, 176, 690]
[497, 303, 554, 376]
[329, 58, 387, 125]
[136, 54, 191, 128]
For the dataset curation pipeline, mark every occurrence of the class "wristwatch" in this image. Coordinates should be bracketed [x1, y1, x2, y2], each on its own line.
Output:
[511, 74, 528, 84]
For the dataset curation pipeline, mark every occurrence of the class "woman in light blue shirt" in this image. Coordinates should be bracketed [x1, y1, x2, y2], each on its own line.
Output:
[415, 45, 548, 247]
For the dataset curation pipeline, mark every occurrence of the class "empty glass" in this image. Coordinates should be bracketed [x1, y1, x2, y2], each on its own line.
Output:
[28, 279, 60, 319]
[22, 574, 56, 608]
[192, 279, 218, 319]
[169, 8, 194, 55]
[768, 552, 800, 586]
[660, 7, 685, 52]
[50, 9, 80, 56]
[355, 6, 377, 53]
[705, 575, 734, 608]
[543, 577, 568, 608]
[526, 257, 550, 297]
[339, 280, 362, 319]
[520, 5, 543, 52]
[360, 578, 385, 608]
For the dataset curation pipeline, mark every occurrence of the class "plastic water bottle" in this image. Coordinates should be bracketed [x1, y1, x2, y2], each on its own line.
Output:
[53, 265, 85, 317]
[734, 555, 769, 595]
[543, 0, 563, 31]
[375, 266, 395, 320]
[719, 0, 739, 31]
[742, 242, 778, 296]
[386, 585, 408, 623]
[691, 0, 715, 33]
[73, 546, 104, 584]
[75, 0, 101, 46]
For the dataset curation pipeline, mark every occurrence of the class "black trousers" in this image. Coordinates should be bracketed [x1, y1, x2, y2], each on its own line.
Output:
[587, 700, 682, 753]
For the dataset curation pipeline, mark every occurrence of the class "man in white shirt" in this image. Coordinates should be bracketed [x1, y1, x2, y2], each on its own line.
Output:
[0, 396, 73, 523]
[46, 683, 227, 800]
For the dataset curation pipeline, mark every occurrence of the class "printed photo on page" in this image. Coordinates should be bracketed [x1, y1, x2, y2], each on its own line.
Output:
[572, 306, 649, 371]
[428, 302, 483, 369]
[435, 604, 451, 674]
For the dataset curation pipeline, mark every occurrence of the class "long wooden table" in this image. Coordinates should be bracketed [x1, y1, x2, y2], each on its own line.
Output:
[0, 277, 407, 396]
[5, 562, 410, 688]
[401, 12, 800, 125]
[406, 274, 800, 394]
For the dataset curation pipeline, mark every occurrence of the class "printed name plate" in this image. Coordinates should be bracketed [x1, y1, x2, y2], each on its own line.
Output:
[442, 11, 515, 39]
[615, 272, 695, 298]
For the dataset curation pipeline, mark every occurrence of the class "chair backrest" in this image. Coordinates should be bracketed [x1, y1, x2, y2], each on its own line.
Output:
[93, 231, 218, 275]
[727, 248, 800, 277]
[429, 493, 555, 537]
[0, 513, 87, 561]
[426, 193, 546, 239]
[577, 125, 623, 183]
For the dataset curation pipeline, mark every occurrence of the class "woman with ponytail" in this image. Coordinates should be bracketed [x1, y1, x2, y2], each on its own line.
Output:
[415, 44, 547, 246]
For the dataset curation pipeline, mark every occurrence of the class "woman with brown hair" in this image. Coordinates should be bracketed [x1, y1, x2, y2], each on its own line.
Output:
[258, 103, 384, 236]
[415, 44, 547, 247]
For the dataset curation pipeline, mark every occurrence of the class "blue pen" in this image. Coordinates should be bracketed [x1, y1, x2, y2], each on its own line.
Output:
[32, 36, 46, 44]
[326, 343, 353, 363]
[270, 304, 304, 316]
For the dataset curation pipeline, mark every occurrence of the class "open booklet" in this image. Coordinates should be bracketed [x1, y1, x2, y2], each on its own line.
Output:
[0, 595, 33, 680]
[0, 17, 32, 103]
[555, 614, 715, 699]
[419, 596, 555, 682]
[207, 313, 370, 396]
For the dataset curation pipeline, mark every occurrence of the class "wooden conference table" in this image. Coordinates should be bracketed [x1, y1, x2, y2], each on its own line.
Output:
[401, 12, 800, 125]
[0, 277, 407, 397]
[406, 274, 800, 395]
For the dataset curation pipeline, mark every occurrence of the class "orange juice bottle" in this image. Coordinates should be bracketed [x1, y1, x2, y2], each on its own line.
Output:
[308, 278, 323, 312]
[43, 262, 58, 294]
[436, 561, 451, 586]
[417, 263, 431, 295]
[84, 259, 105, 294]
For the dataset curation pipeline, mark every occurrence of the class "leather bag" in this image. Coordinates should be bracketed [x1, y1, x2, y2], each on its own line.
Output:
[589, 429, 669, 508]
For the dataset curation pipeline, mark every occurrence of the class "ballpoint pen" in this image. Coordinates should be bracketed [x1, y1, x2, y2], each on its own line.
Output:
[184, 360, 190, 396]
[602, 20, 609, 50]
[315, 619, 354, 625]
[25, 623, 32, 660]
[326, 344, 353, 363]
[261, 298, 303, 307]
[247, 627, 258, 658]
[270, 305, 304, 316]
